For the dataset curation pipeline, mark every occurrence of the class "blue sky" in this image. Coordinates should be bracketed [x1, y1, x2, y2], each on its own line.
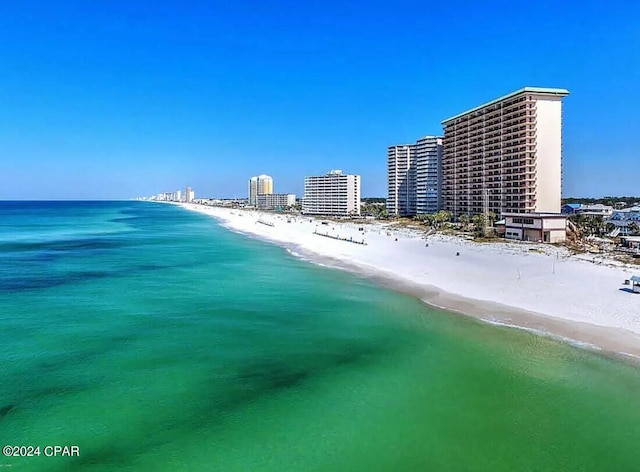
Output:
[1, 0, 638, 199]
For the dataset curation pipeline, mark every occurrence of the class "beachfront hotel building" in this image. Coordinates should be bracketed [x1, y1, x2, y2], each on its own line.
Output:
[387, 136, 443, 216]
[441, 87, 569, 219]
[248, 174, 274, 206]
[302, 170, 361, 216]
[256, 193, 296, 210]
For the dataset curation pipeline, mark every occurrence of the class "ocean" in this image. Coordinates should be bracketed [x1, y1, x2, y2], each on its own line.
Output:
[1, 201, 639, 471]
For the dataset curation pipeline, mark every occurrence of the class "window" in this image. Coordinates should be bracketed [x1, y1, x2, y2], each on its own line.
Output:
[511, 217, 534, 225]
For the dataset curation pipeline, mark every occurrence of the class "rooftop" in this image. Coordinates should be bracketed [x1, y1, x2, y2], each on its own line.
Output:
[581, 204, 613, 210]
[502, 212, 567, 218]
[616, 206, 640, 213]
[442, 87, 570, 124]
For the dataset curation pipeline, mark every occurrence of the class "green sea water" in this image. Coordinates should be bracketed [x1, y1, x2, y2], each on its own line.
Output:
[1, 201, 639, 471]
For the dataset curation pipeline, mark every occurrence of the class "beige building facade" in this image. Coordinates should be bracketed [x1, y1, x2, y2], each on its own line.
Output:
[442, 87, 569, 219]
[248, 174, 274, 205]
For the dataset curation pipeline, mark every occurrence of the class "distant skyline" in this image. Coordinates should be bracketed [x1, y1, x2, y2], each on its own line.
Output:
[1, 0, 638, 200]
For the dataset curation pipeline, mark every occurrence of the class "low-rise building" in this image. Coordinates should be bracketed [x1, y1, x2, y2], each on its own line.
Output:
[503, 212, 567, 243]
[256, 193, 296, 210]
[609, 207, 640, 236]
[577, 204, 613, 218]
[620, 236, 640, 250]
[561, 203, 581, 215]
[561, 203, 613, 217]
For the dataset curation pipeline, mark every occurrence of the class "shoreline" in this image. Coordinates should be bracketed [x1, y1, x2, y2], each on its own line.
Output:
[287, 240, 640, 365]
[177, 203, 640, 363]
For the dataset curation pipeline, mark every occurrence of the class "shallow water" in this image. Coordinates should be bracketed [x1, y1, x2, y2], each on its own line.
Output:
[1, 201, 639, 471]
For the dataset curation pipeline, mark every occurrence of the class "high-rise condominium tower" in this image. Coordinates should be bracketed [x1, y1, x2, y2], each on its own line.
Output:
[185, 187, 195, 203]
[248, 174, 274, 205]
[387, 136, 443, 217]
[387, 145, 416, 217]
[441, 87, 569, 219]
[302, 170, 361, 216]
[415, 136, 443, 214]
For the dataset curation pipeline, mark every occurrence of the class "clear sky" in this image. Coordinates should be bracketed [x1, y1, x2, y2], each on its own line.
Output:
[1, 0, 638, 199]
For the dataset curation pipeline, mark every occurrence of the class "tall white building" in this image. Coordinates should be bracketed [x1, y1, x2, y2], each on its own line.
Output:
[387, 136, 443, 216]
[155, 191, 184, 202]
[302, 170, 361, 216]
[415, 136, 443, 214]
[185, 187, 195, 203]
[387, 145, 416, 216]
[442, 87, 569, 219]
[248, 174, 274, 205]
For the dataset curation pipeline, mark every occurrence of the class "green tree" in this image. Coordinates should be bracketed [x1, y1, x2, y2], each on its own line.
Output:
[569, 214, 587, 238]
[434, 210, 452, 229]
[472, 214, 485, 236]
[605, 222, 616, 235]
[459, 214, 470, 230]
[589, 216, 605, 236]
[572, 215, 605, 237]
[415, 214, 436, 227]
[361, 203, 388, 219]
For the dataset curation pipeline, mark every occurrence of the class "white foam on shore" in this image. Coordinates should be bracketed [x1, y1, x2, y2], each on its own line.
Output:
[620, 352, 640, 360]
[285, 248, 302, 258]
[421, 297, 605, 354]
[480, 318, 603, 352]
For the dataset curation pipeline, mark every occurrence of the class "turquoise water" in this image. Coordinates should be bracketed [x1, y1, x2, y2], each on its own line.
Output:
[1, 201, 640, 471]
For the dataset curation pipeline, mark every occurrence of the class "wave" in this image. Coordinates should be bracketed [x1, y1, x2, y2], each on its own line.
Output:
[480, 318, 603, 351]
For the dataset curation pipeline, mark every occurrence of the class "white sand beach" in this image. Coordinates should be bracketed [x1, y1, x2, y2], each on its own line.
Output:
[179, 203, 640, 359]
